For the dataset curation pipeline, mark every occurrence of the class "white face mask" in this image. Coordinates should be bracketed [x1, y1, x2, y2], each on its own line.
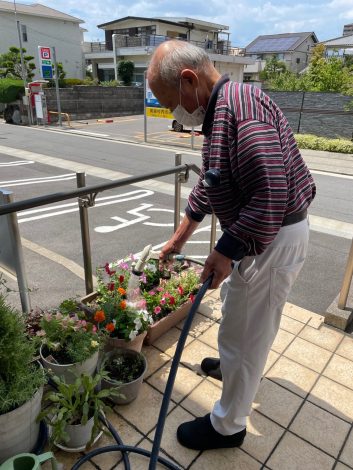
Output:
[172, 81, 206, 127]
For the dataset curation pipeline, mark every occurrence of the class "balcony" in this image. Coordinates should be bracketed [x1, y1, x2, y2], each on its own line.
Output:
[84, 34, 234, 56]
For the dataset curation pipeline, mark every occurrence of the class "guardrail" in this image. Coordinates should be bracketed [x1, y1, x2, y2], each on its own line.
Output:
[49, 111, 71, 127]
[0, 155, 217, 310]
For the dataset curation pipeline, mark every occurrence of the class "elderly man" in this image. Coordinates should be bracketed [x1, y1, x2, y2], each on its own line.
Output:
[147, 40, 316, 451]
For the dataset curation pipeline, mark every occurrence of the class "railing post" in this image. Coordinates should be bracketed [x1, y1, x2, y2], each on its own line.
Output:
[76, 172, 94, 294]
[174, 153, 182, 232]
[338, 238, 353, 310]
[0, 190, 31, 313]
[210, 213, 217, 253]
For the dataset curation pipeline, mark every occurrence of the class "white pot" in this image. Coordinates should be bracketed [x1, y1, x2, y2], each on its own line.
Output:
[40, 345, 99, 384]
[63, 416, 94, 449]
[0, 386, 43, 464]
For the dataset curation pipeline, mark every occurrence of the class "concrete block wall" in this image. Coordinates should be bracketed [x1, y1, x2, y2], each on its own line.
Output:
[44, 86, 144, 120]
[267, 91, 353, 139]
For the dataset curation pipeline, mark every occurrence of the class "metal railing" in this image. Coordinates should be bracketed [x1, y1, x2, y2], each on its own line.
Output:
[0, 156, 218, 310]
[338, 239, 353, 310]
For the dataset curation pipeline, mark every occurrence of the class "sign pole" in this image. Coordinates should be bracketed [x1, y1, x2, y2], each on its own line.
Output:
[144, 71, 147, 142]
[52, 47, 62, 127]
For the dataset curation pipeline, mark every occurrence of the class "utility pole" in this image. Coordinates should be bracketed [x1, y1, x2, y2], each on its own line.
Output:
[13, 0, 27, 84]
[52, 47, 62, 127]
[112, 34, 118, 81]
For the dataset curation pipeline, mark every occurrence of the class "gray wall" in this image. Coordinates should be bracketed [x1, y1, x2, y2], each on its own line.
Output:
[44, 86, 144, 120]
[266, 91, 353, 139]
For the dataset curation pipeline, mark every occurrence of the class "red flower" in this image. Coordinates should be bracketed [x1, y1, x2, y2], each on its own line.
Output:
[189, 294, 195, 303]
[177, 285, 184, 295]
[104, 263, 116, 276]
[105, 322, 115, 332]
[119, 275, 124, 283]
[94, 310, 105, 323]
[108, 282, 115, 291]
[168, 296, 175, 305]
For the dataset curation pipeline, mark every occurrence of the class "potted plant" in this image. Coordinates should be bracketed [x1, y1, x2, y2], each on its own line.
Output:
[37, 368, 119, 450]
[37, 299, 102, 383]
[83, 257, 153, 352]
[101, 348, 147, 405]
[0, 294, 46, 463]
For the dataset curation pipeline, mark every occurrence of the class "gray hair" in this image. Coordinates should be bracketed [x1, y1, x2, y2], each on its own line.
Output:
[157, 41, 212, 85]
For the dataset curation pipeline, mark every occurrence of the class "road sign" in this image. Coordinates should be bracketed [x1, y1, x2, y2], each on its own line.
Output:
[38, 46, 53, 79]
[145, 78, 171, 119]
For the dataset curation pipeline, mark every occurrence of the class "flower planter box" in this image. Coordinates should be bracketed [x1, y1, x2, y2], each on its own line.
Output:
[144, 301, 191, 345]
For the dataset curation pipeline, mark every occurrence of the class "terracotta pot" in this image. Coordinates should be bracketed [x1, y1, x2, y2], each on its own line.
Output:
[105, 330, 147, 353]
[144, 302, 191, 345]
[40, 346, 99, 384]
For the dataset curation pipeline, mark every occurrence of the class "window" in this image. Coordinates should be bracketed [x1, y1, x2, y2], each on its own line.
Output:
[21, 24, 27, 42]
[296, 57, 300, 64]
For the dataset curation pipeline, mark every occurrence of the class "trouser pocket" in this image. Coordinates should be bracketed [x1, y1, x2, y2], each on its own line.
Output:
[270, 259, 304, 310]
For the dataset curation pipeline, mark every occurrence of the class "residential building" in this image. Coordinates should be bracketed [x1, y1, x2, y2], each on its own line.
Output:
[320, 33, 353, 57]
[83, 16, 253, 83]
[243, 32, 318, 83]
[0, 0, 85, 80]
[343, 23, 353, 36]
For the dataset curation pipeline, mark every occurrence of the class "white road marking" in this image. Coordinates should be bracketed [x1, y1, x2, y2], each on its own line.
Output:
[63, 129, 110, 137]
[309, 215, 353, 239]
[310, 169, 353, 180]
[2, 176, 76, 187]
[0, 173, 75, 184]
[0, 160, 34, 166]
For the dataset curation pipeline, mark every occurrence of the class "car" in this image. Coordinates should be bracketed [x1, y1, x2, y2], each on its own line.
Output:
[171, 120, 202, 132]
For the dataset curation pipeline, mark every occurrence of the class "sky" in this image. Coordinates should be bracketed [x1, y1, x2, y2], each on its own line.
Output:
[30, 0, 353, 46]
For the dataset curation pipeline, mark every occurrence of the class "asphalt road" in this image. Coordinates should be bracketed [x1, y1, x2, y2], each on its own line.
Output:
[0, 121, 352, 317]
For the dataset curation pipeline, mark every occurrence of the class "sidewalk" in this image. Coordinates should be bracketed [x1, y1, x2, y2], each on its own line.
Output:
[44, 290, 353, 470]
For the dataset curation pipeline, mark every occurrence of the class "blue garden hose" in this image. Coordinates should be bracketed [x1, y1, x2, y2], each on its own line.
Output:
[72, 272, 214, 470]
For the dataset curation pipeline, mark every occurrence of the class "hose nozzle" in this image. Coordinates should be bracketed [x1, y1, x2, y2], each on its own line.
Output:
[133, 244, 153, 275]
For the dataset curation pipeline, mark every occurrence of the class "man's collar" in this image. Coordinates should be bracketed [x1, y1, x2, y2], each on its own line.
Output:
[202, 75, 230, 136]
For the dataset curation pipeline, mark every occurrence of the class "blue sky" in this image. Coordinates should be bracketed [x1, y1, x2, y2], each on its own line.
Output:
[37, 0, 353, 46]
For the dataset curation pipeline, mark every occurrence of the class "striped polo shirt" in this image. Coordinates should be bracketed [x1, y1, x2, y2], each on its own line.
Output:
[185, 76, 316, 260]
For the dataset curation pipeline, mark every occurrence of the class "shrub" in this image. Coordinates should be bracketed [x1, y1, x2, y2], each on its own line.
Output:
[295, 134, 353, 154]
[63, 78, 85, 87]
[0, 78, 24, 103]
[100, 80, 119, 87]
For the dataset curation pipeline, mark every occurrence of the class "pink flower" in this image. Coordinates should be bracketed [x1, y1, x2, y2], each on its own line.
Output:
[92, 325, 97, 333]
[149, 290, 156, 296]
[137, 299, 147, 309]
[156, 287, 164, 292]
[154, 306, 161, 314]
[160, 298, 166, 305]
[177, 286, 184, 295]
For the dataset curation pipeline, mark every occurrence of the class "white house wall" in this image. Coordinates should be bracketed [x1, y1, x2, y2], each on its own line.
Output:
[0, 11, 84, 79]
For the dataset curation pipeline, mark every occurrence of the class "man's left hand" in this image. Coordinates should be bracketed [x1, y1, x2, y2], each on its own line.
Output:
[201, 250, 233, 289]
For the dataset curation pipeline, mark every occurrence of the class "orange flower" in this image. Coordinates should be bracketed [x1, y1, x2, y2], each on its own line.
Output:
[94, 310, 105, 323]
[120, 300, 127, 310]
[105, 322, 115, 332]
[117, 287, 126, 296]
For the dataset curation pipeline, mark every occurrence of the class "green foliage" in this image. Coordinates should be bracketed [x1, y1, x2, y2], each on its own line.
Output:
[105, 352, 145, 384]
[62, 78, 85, 87]
[260, 55, 287, 81]
[294, 134, 353, 153]
[0, 46, 36, 80]
[0, 295, 45, 414]
[83, 77, 99, 86]
[100, 80, 119, 87]
[0, 78, 25, 103]
[117, 60, 134, 86]
[38, 368, 119, 447]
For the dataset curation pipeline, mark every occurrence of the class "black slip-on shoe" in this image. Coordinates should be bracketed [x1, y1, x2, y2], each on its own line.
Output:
[177, 413, 246, 450]
[200, 357, 222, 381]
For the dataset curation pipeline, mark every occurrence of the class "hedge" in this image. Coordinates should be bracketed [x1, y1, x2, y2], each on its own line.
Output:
[0, 78, 24, 103]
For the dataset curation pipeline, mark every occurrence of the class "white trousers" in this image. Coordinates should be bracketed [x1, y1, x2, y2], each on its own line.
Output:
[210, 218, 310, 435]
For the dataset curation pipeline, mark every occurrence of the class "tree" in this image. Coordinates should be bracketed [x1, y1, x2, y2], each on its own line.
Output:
[260, 55, 287, 81]
[118, 60, 134, 85]
[0, 46, 36, 80]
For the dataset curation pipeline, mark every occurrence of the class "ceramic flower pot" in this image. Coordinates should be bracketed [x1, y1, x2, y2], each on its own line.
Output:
[40, 345, 99, 384]
[0, 386, 43, 464]
[101, 349, 147, 405]
[63, 416, 95, 449]
[104, 330, 147, 353]
[144, 301, 191, 345]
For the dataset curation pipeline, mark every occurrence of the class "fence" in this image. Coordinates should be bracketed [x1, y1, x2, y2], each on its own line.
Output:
[0, 156, 217, 311]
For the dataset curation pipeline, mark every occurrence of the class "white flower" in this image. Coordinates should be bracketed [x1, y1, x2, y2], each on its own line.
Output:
[134, 318, 142, 331]
[129, 330, 137, 341]
[91, 340, 99, 348]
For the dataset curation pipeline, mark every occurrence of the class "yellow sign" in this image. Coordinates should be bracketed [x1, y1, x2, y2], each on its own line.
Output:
[146, 107, 173, 119]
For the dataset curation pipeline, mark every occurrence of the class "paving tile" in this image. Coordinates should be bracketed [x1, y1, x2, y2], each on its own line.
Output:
[266, 356, 319, 397]
[190, 448, 261, 469]
[299, 324, 344, 351]
[283, 336, 332, 373]
[271, 329, 295, 354]
[289, 401, 350, 457]
[253, 378, 302, 427]
[283, 303, 324, 328]
[335, 463, 352, 470]
[147, 361, 203, 403]
[114, 382, 175, 435]
[336, 336, 353, 362]
[279, 315, 304, 335]
[241, 410, 284, 463]
[141, 345, 171, 378]
[267, 431, 335, 469]
[309, 376, 353, 421]
[177, 312, 214, 338]
[323, 354, 353, 390]
[181, 380, 222, 417]
[197, 293, 222, 321]
[340, 429, 353, 467]
[264, 350, 280, 374]
[43, 451, 95, 470]
[198, 322, 219, 350]
[147, 406, 199, 468]
[150, 327, 193, 358]
[180, 339, 218, 374]
[88, 410, 143, 468]
[114, 438, 175, 469]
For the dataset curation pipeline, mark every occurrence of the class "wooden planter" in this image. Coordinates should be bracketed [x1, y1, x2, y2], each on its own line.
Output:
[144, 301, 191, 345]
